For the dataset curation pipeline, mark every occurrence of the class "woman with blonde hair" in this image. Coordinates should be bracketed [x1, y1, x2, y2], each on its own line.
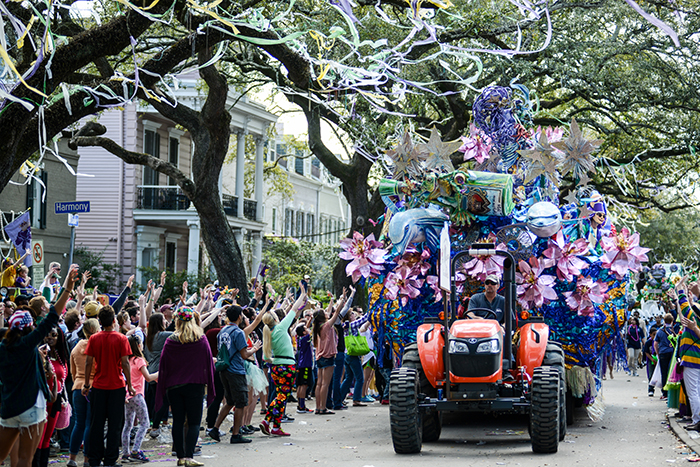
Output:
[259, 285, 307, 436]
[156, 308, 214, 467]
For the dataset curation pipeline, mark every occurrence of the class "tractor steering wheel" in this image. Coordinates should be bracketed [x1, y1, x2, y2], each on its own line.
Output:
[466, 307, 499, 321]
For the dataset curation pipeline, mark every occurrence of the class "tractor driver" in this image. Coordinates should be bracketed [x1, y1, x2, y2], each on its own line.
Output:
[466, 274, 507, 324]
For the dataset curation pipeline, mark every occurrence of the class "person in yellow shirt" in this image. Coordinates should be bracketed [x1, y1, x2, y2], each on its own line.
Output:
[0, 251, 29, 287]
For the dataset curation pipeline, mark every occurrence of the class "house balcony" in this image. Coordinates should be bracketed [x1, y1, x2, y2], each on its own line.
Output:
[137, 186, 191, 211]
[222, 194, 258, 221]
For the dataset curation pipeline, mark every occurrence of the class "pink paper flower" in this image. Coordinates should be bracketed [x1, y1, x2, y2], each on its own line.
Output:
[545, 126, 565, 143]
[563, 276, 608, 317]
[459, 124, 493, 164]
[339, 231, 388, 283]
[542, 231, 590, 282]
[515, 256, 557, 310]
[426, 275, 443, 303]
[397, 248, 432, 276]
[600, 227, 650, 278]
[460, 242, 507, 281]
[384, 265, 425, 306]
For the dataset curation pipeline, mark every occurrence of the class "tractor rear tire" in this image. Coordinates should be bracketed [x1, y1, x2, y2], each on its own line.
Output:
[544, 343, 567, 438]
[530, 366, 560, 454]
[390, 368, 423, 454]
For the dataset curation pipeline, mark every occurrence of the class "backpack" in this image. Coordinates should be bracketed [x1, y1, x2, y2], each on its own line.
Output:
[215, 328, 234, 372]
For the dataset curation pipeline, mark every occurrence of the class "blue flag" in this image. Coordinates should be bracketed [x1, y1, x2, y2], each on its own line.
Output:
[4, 212, 32, 267]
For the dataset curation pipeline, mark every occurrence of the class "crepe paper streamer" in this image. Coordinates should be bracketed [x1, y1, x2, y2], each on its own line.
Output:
[0, 43, 48, 98]
[186, 0, 240, 34]
[17, 15, 36, 49]
[622, 0, 680, 47]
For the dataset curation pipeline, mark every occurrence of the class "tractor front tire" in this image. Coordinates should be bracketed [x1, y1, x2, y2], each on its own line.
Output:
[390, 368, 423, 454]
[530, 366, 560, 454]
[402, 343, 441, 442]
[544, 343, 567, 438]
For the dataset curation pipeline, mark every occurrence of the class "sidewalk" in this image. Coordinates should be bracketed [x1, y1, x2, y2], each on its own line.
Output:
[667, 409, 700, 456]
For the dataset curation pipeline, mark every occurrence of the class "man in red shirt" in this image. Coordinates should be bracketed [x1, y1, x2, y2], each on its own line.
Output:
[82, 305, 135, 467]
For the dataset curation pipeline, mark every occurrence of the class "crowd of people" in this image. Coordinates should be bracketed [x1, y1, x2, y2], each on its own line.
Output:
[0, 260, 390, 467]
[614, 277, 700, 433]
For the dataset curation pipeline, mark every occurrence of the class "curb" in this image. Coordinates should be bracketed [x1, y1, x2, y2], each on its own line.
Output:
[667, 411, 700, 455]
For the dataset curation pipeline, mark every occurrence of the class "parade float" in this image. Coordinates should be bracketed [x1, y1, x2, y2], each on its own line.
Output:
[340, 84, 650, 418]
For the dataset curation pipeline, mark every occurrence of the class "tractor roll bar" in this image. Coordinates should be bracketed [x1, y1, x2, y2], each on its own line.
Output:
[450, 244, 516, 368]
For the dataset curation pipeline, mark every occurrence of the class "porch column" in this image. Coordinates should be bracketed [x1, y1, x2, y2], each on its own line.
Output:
[252, 231, 262, 279]
[255, 136, 265, 222]
[187, 219, 200, 276]
[235, 128, 246, 218]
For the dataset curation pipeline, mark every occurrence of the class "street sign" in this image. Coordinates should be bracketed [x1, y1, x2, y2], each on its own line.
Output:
[68, 214, 79, 227]
[32, 240, 43, 265]
[55, 201, 90, 214]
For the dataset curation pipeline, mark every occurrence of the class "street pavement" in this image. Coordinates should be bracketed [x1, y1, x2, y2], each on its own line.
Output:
[114, 370, 697, 467]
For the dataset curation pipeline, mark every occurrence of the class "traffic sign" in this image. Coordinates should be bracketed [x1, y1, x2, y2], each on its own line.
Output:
[68, 214, 79, 227]
[55, 201, 90, 214]
[32, 241, 43, 265]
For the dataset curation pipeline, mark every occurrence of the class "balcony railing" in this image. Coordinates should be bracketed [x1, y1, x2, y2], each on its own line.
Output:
[137, 186, 191, 211]
[222, 194, 258, 221]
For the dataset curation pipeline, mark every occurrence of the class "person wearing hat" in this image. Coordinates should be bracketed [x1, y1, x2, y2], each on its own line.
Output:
[84, 301, 101, 320]
[467, 274, 508, 325]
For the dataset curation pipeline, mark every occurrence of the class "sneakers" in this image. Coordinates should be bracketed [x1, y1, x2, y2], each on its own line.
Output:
[381, 399, 389, 405]
[360, 396, 374, 403]
[259, 420, 270, 436]
[148, 429, 160, 439]
[296, 407, 314, 414]
[281, 414, 294, 423]
[246, 424, 260, 432]
[129, 451, 149, 463]
[648, 391, 655, 397]
[67, 461, 78, 467]
[230, 434, 252, 444]
[121, 455, 133, 464]
[270, 428, 291, 437]
[207, 427, 221, 442]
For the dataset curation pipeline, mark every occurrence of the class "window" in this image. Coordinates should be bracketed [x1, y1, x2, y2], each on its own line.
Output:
[339, 220, 345, 240]
[143, 129, 160, 185]
[165, 241, 177, 272]
[168, 137, 179, 186]
[295, 149, 304, 176]
[276, 144, 287, 169]
[285, 209, 294, 236]
[296, 212, 304, 238]
[26, 170, 47, 229]
[306, 213, 314, 239]
[271, 208, 277, 234]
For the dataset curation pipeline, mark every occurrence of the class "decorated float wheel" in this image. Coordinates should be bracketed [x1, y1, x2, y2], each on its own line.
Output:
[389, 368, 423, 454]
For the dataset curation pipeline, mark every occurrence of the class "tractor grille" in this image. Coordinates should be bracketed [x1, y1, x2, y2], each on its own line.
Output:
[449, 352, 500, 378]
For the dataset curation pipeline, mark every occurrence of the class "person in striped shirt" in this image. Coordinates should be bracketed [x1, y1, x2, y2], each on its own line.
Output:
[676, 276, 700, 431]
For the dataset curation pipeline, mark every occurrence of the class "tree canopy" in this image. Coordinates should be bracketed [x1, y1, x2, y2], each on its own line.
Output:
[1, 0, 698, 287]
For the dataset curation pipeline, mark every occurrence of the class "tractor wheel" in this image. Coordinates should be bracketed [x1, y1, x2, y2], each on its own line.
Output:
[402, 343, 438, 397]
[402, 344, 441, 442]
[390, 368, 423, 454]
[530, 367, 560, 454]
[544, 343, 567, 438]
[422, 410, 442, 442]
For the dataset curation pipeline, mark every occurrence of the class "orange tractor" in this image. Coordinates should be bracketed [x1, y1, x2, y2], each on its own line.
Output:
[389, 245, 566, 454]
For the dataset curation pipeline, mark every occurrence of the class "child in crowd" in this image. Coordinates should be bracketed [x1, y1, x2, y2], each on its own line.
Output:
[14, 265, 30, 289]
[295, 322, 314, 413]
[122, 335, 158, 463]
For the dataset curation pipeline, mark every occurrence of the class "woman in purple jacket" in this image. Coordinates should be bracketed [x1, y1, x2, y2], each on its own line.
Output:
[156, 308, 215, 467]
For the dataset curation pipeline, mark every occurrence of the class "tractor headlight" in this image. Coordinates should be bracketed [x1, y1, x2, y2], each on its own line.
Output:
[449, 340, 469, 354]
[475, 339, 500, 353]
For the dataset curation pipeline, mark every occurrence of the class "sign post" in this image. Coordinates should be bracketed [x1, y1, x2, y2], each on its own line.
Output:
[55, 202, 90, 268]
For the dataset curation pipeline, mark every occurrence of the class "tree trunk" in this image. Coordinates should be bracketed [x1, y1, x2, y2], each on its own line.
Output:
[192, 191, 250, 305]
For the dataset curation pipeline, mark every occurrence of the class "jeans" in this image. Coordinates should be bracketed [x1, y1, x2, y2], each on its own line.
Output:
[206, 371, 224, 429]
[88, 387, 126, 467]
[340, 355, 364, 403]
[659, 352, 673, 397]
[329, 352, 346, 409]
[379, 368, 392, 400]
[69, 389, 91, 456]
[167, 384, 205, 459]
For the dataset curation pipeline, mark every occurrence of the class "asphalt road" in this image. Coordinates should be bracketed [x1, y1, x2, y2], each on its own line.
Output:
[164, 370, 690, 467]
[119, 372, 695, 467]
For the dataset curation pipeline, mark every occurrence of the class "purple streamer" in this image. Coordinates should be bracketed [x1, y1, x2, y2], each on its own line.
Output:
[622, 0, 680, 47]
